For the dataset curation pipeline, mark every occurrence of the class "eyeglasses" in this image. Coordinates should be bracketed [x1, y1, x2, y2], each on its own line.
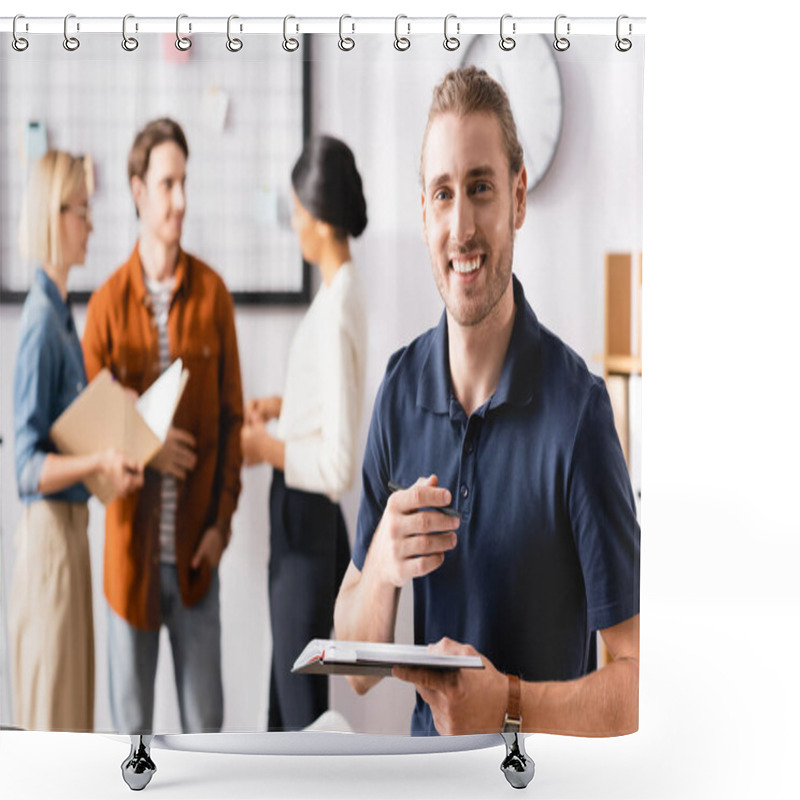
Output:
[60, 203, 92, 223]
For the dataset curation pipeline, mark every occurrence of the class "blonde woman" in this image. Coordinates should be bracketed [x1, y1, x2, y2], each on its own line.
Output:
[8, 151, 143, 731]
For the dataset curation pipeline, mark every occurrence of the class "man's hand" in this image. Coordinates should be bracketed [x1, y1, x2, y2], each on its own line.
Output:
[245, 395, 282, 427]
[150, 427, 197, 479]
[191, 524, 226, 571]
[393, 638, 507, 735]
[366, 475, 459, 588]
[97, 449, 144, 497]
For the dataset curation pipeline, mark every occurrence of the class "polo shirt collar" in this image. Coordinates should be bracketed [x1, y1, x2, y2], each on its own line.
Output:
[490, 276, 541, 409]
[128, 241, 190, 305]
[416, 309, 451, 414]
[35, 267, 73, 330]
[416, 274, 541, 415]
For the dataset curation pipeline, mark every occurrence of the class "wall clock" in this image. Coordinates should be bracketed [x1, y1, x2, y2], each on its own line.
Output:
[461, 34, 563, 192]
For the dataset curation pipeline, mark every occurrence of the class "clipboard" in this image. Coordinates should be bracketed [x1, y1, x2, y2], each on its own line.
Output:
[292, 639, 485, 677]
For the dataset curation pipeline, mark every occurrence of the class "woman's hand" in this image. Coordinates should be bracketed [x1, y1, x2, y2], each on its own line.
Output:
[245, 395, 282, 427]
[97, 449, 144, 497]
[241, 424, 268, 466]
[241, 424, 285, 470]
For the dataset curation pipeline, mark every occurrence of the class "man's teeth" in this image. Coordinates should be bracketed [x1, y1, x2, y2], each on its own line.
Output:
[451, 256, 482, 274]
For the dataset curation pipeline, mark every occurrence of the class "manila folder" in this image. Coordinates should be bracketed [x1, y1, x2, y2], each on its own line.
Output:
[50, 363, 187, 505]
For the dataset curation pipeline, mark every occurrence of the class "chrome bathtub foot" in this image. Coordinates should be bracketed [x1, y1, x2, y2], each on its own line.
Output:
[500, 732, 535, 789]
[121, 735, 156, 791]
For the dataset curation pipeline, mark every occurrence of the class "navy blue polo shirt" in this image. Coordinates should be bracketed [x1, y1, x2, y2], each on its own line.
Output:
[353, 275, 640, 736]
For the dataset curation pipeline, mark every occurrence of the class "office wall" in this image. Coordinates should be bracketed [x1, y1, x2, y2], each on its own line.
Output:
[0, 34, 642, 734]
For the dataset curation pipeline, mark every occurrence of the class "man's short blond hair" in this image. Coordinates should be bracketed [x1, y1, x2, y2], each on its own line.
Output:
[421, 66, 524, 183]
[19, 150, 87, 267]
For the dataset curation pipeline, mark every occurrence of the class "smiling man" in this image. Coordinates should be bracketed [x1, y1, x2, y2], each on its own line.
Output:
[334, 67, 640, 738]
[83, 118, 243, 734]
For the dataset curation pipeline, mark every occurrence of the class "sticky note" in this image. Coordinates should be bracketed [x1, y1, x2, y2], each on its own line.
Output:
[25, 121, 48, 161]
[162, 32, 191, 63]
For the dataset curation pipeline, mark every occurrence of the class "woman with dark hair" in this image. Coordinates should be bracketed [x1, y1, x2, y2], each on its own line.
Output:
[242, 135, 367, 731]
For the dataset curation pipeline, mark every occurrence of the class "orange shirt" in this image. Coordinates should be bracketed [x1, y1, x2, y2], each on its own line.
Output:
[83, 244, 243, 630]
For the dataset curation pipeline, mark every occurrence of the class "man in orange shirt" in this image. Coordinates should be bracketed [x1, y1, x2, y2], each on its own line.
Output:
[83, 118, 244, 734]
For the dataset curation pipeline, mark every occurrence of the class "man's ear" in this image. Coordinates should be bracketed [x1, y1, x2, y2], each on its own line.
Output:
[421, 191, 428, 245]
[513, 166, 527, 230]
[130, 175, 145, 217]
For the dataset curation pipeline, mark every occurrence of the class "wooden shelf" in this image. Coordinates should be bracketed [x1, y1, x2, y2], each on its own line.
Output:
[594, 354, 642, 376]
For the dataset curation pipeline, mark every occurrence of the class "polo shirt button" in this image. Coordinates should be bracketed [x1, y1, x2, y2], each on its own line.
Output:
[464, 441, 474, 454]
[460, 485, 469, 499]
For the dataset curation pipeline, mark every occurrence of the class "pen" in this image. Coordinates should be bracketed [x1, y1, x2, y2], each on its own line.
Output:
[387, 481, 462, 520]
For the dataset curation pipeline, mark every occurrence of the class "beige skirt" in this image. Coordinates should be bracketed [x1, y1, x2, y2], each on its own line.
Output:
[7, 500, 94, 731]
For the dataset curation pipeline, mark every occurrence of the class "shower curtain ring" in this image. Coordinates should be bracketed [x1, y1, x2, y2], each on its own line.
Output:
[499, 14, 516, 51]
[63, 14, 80, 51]
[553, 14, 570, 51]
[122, 14, 139, 51]
[394, 15, 411, 51]
[444, 14, 460, 51]
[282, 15, 299, 52]
[227, 15, 243, 52]
[339, 14, 355, 51]
[12, 14, 29, 51]
[176, 14, 192, 51]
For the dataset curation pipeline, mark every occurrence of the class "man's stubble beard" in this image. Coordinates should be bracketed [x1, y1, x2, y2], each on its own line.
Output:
[431, 211, 515, 328]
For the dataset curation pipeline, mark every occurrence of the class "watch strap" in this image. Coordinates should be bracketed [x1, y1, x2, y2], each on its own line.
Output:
[502, 674, 522, 733]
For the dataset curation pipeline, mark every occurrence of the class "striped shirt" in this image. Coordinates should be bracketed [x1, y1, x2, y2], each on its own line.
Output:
[145, 275, 178, 565]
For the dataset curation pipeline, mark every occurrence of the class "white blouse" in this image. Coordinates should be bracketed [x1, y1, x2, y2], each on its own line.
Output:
[277, 262, 366, 503]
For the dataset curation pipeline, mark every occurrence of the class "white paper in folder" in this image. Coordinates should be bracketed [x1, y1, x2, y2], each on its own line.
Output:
[135, 359, 190, 443]
[49, 359, 189, 505]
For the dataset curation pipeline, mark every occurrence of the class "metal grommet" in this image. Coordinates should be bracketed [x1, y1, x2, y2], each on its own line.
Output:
[553, 14, 570, 52]
[122, 14, 139, 51]
[499, 13, 515, 51]
[12, 14, 29, 52]
[338, 14, 355, 51]
[176, 13, 192, 51]
[226, 15, 243, 52]
[394, 14, 410, 51]
[615, 14, 632, 52]
[282, 15, 299, 52]
[63, 14, 80, 51]
[443, 14, 460, 51]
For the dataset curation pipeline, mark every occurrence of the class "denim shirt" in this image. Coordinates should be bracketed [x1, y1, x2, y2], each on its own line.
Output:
[14, 268, 90, 504]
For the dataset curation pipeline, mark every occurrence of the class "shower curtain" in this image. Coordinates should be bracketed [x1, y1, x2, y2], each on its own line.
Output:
[0, 14, 644, 743]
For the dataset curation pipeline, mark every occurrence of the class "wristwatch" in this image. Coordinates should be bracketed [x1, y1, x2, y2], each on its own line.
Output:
[502, 674, 522, 733]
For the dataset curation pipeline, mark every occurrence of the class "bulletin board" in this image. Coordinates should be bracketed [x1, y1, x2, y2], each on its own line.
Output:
[0, 34, 311, 305]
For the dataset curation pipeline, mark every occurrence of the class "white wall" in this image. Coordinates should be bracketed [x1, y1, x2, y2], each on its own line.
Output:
[0, 34, 642, 735]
